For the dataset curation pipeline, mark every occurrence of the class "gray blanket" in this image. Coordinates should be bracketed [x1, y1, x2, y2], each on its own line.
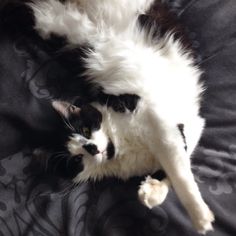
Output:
[0, 0, 236, 235]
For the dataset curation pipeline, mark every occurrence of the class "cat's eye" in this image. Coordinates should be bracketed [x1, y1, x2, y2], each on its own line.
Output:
[82, 127, 90, 138]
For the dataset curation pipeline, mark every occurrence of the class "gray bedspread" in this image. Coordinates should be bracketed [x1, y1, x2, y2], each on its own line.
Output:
[0, 0, 236, 235]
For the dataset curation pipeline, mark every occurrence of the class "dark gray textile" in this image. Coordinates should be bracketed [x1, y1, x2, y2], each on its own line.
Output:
[1, 0, 236, 235]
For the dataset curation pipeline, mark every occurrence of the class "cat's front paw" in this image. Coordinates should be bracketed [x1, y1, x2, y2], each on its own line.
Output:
[138, 176, 169, 208]
[191, 204, 215, 234]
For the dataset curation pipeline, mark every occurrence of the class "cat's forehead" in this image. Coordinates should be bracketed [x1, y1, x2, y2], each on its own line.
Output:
[80, 104, 102, 119]
[68, 104, 102, 129]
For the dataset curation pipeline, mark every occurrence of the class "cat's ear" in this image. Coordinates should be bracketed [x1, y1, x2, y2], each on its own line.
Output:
[52, 100, 81, 118]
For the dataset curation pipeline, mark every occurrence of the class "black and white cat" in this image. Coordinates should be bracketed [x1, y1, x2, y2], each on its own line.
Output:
[29, 0, 214, 233]
[50, 98, 170, 203]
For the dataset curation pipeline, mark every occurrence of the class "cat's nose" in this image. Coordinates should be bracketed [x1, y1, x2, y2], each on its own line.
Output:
[83, 144, 99, 156]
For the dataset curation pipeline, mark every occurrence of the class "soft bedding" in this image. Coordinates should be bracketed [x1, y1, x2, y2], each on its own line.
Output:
[0, 0, 236, 235]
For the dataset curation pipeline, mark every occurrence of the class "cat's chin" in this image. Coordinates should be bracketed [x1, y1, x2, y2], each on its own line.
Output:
[93, 152, 108, 163]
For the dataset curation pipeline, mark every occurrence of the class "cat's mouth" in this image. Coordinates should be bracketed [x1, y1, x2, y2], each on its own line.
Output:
[82, 139, 115, 162]
[68, 134, 115, 163]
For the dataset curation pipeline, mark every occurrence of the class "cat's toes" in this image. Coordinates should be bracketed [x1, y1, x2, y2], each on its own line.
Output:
[192, 205, 215, 234]
[138, 176, 169, 208]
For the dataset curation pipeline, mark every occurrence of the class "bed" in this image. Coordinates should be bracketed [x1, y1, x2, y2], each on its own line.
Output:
[0, 0, 236, 235]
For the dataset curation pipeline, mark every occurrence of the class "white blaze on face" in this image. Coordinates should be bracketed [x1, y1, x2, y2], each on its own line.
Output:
[90, 129, 109, 163]
[67, 134, 87, 156]
[67, 129, 109, 163]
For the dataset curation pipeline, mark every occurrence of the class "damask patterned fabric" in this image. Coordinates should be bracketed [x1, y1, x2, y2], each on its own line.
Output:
[0, 0, 236, 235]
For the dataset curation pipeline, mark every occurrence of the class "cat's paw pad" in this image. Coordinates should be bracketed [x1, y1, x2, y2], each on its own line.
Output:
[192, 206, 215, 234]
[138, 176, 169, 208]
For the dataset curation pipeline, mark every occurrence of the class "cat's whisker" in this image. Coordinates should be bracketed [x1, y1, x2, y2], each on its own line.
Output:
[54, 182, 77, 198]
[105, 95, 110, 107]
[66, 120, 76, 132]
[66, 118, 76, 132]
[62, 117, 75, 132]
[53, 150, 68, 156]
[62, 117, 73, 130]
[54, 180, 84, 200]
[56, 110, 75, 132]
[51, 153, 68, 161]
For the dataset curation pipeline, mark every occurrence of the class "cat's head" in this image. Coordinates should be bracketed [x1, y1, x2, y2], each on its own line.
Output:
[52, 100, 115, 163]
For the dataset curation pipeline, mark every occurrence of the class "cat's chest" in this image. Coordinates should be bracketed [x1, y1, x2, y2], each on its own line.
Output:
[74, 104, 161, 181]
[77, 138, 160, 181]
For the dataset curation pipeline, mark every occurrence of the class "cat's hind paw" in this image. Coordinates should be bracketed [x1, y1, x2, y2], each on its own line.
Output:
[138, 176, 169, 208]
[192, 206, 215, 235]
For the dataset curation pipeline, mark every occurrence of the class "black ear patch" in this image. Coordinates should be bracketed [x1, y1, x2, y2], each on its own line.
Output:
[137, 1, 192, 52]
[177, 124, 187, 151]
[98, 92, 140, 113]
[79, 104, 102, 130]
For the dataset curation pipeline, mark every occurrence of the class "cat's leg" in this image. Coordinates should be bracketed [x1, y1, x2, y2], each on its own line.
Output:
[29, 0, 95, 44]
[138, 176, 170, 208]
[146, 113, 214, 234]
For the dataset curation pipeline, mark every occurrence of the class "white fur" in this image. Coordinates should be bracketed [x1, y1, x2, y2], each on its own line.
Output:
[68, 129, 109, 163]
[30, 0, 214, 233]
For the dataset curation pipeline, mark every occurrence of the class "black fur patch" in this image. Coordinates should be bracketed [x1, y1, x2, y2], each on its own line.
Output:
[32, 43, 95, 102]
[177, 123, 187, 151]
[44, 33, 68, 52]
[107, 140, 115, 160]
[0, 1, 36, 37]
[138, 1, 192, 52]
[98, 92, 140, 113]
[152, 170, 166, 181]
[83, 144, 99, 156]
